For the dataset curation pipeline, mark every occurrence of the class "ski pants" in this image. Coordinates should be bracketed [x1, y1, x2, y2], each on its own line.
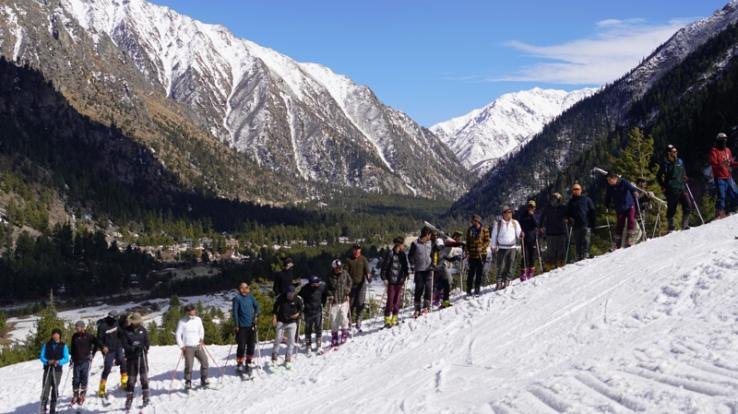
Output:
[101, 347, 126, 380]
[615, 206, 637, 237]
[715, 178, 738, 212]
[434, 266, 451, 302]
[41, 366, 62, 409]
[303, 311, 323, 346]
[183, 346, 208, 382]
[384, 283, 404, 316]
[125, 354, 149, 392]
[665, 190, 692, 228]
[466, 258, 484, 294]
[522, 238, 537, 269]
[350, 281, 367, 322]
[545, 234, 567, 264]
[273, 322, 297, 358]
[72, 359, 90, 391]
[572, 226, 591, 261]
[329, 301, 350, 333]
[236, 326, 256, 363]
[413, 270, 433, 311]
[495, 248, 518, 283]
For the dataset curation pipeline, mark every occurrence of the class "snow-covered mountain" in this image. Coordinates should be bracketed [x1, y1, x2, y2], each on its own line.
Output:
[453, 1, 738, 214]
[2, 211, 737, 413]
[431, 88, 596, 176]
[0, 0, 470, 200]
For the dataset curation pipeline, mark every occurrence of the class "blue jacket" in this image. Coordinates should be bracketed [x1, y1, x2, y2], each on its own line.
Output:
[39, 341, 70, 367]
[232, 293, 260, 328]
[605, 178, 638, 214]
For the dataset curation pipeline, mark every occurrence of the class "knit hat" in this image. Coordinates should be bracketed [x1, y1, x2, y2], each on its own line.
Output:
[128, 312, 143, 324]
[75, 320, 86, 329]
[527, 200, 536, 208]
[108, 310, 119, 318]
[471, 214, 482, 222]
[392, 236, 404, 244]
[309, 275, 321, 284]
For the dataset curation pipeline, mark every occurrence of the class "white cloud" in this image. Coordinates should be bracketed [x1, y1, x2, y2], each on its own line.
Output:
[496, 19, 690, 85]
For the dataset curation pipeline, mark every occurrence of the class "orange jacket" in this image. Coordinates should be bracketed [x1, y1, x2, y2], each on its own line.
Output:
[709, 147, 738, 179]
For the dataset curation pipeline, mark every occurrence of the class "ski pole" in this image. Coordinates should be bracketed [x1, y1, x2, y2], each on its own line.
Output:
[58, 364, 70, 409]
[652, 203, 662, 238]
[223, 342, 234, 370]
[604, 213, 614, 246]
[685, 183, 704, 225]
[564, 225, 572, 264]
[535, 238, 544, 273]
[40, 365, 52, 407]
[634, 196, 648, 242]
[202, 344, 226, 382]
[169, 351, 183, 390]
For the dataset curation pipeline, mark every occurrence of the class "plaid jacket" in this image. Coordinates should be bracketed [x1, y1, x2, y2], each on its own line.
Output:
[464, 224, 490, 259]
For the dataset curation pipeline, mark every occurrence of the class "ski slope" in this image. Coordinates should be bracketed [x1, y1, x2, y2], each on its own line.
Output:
[2, 217, 738, 413]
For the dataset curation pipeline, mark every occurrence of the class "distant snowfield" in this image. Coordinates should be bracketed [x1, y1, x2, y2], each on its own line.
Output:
[3, 217, 738, 413]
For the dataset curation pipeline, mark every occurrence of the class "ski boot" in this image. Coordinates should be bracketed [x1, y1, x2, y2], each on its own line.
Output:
[120, 372, 128, 389]
[185, 380, 192, 391]
[78, 388, 87, 405]
[355, 321, 363, 334]
[390, 314, 398, 326]
[383, 316, 392, 328]
[519, 269, 527, 282]
[284, 355, 293, 369]
[142, 389, 150, 407]
[200, 378, 210, 389]
[330, 332, 339, 347]
[681, 216, 690, 230]
[527, 267, 535, 279]
[305, 340, 312, 353]
[271, 353, 278, 365]
[97, 379, 107, 397]
[124, 392, 133, 411]
[340, 328, 349, 344]
[72, 389, 79, 405]
[440, 300, 451, 309]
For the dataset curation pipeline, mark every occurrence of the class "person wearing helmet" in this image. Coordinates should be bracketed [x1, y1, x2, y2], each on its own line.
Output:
[298, 275, 328, 354]
[326, 259, 352, 347]
[709, 132, 738, 218]
[95, 310, 127, 398]
[657, 144, 692, 231]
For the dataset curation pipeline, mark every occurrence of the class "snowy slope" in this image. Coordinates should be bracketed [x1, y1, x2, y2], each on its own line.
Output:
[3, 218, 738, 413]
[431, 88, 596, 176]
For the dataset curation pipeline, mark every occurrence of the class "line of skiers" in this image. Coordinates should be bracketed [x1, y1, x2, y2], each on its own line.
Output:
[38, 311, 150, 413]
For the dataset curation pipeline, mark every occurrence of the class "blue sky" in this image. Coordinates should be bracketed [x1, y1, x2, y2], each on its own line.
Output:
[150, 0, 728, 126]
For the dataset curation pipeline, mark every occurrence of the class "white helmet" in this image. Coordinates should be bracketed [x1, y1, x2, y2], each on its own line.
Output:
[331, 259, 343, 269]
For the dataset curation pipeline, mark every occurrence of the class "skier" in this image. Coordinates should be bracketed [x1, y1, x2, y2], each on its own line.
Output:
[657, 144, 692, 231]
[175, 304, 209, 390]
[380, 236, 410, 327]
[326, 259, 352, 347]
[432, 231, 464, 308]
[122, 312, 150, 411]
[39, 328, 70, 414]
[408, 226, 434, 316]
[95, 310, 127, 398]
[271, 285, 304, 367]
[346, 243, 370, 333]
[519, 200, 541, 281]
[272, 257, 299, 296]
[566, 183, 596, 261]
[709, 132, 738, 218]
[70, 321, 97, 408]
[298, 275, 328, 354]
[464, 214, 490, 296]
[604, 171, 640, 248]
[232, 282, 259, 378]
[491, 205, 521, 290]
[542, 192, 568, 269]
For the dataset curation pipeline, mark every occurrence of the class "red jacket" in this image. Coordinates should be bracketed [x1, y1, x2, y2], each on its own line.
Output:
[709, 147, 738, 179]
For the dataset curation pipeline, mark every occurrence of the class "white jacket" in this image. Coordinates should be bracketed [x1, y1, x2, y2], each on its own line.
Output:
[175, 316, 204, 348]
[491, 219, 521, 249]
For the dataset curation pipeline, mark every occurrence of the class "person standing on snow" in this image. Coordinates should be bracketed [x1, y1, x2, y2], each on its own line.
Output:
[70, 321, 97, 408]
[175, 304, 209, 390]
[271, 285, 304, 367]
[519, 200, 541, 281]
[709, 132, 738, 218]
[122, 312, 150, 411]
[491, 205, 522, 290]
[464, 214, 490, 296]
[657, 144, 692, 231]
[432, 231, 464, 308]
[566, 183, 596, 261]
[39, 328, 70, 414]
[273, 257, 299, 296]
[542, 192, 568, 269]
[95, 310, 127, 398]
[298, 275, 328, 353]
[232, 282, 259, 377]
[380, 237, 410, 327]
[604, 171, 640, 248]
[408, 226, 434, 316]
[346, 243, 370, 333]
[326, 259, 352, 346]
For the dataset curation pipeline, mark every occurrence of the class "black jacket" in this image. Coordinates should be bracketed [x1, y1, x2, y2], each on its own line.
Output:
[567, 195, 596, 229]
[122, 325, 149, 358]
[71, 332, 98, 363]
[272, 268, 297, 296]
[298, 283, 327, 316]
[272, 293, 304, 324]
[96, 317, 124, 350]
[380, 249, 410, 285]
[542, 204, 567, 236]
[519, 213, 541, 241]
